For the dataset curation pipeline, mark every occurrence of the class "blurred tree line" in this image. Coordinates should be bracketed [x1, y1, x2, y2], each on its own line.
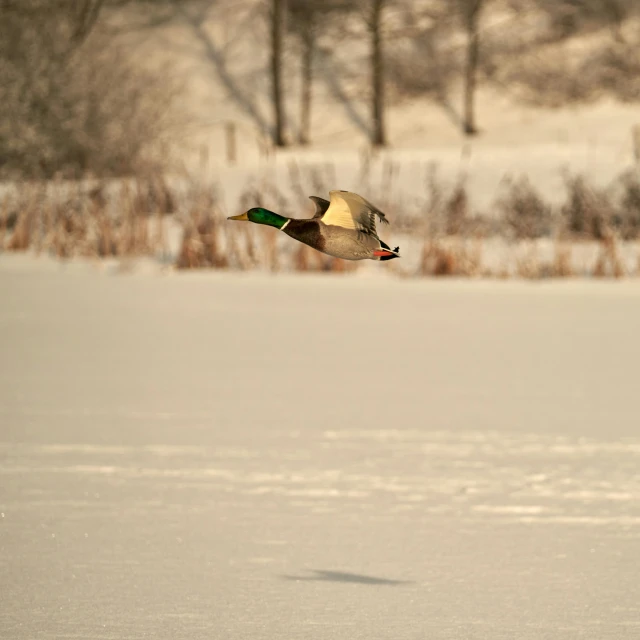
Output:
[1, 0, 639, 178]
[0, 0, 184, 178]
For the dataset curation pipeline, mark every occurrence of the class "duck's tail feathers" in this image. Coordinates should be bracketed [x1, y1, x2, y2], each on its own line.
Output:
[376, 240, 401, 261]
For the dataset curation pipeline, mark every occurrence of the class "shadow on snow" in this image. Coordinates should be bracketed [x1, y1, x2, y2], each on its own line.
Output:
[280, 569, 412, 586]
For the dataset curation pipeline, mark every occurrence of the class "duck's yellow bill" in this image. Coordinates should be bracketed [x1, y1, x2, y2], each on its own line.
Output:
[227, 212, 249, 221]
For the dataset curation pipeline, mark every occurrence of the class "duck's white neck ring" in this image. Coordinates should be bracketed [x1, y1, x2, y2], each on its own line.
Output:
[280, 219, 291, 231]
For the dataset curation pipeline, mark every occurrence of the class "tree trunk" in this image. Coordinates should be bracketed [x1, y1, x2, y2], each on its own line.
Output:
[606, 0, 626, 43]
[463, 0, 482, 136]
[370, 0, 386, 147]
[299, 17, 313, 145]
[271, 0, 287, 147]
[71, 0, 105, 47]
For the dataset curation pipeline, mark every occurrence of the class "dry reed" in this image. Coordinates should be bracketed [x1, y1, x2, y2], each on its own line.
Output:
[552, 241, 573, 277]
[592, 233, 625, 278]
[419, 238, 482, 277]
[2, 162, 640, 278]
[2, 175, 172, 261]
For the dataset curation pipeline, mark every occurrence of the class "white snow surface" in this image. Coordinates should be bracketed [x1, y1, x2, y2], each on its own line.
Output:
[1, 256, 640, 638]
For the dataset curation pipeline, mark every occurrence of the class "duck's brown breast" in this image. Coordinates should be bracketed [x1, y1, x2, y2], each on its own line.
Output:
[283, 219, 325, 252]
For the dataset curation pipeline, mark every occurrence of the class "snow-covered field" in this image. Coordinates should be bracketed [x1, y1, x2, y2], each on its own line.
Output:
[1, 257, 640, 638]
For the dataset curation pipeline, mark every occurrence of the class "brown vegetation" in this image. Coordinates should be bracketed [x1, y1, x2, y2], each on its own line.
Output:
[418, 238, 483, 277]
[1, 177, 172, 260]
[2, 162, 640, 279]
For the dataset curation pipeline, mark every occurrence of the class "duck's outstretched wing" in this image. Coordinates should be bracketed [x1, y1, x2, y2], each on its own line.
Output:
[309, 196, 330, 219]
[320, 190, 389, 239]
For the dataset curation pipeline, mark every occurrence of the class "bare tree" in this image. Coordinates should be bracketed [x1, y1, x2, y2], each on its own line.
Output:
[298, 13, 314, 145]
[71, 0, 107, 46]
[369, 0, 387, 146]
[602, 0, 631, 42]
[288, 1, 316, 145]
[460, 0, 485, 136]
[0, 0, 180, 177]
[99, 1, 277, 143]
[288, 0, 352, 145]
[529, 0, 638, 41]
[271, 0, 287, 146]
[497, 0, 640, 106]
[384, 2, 453, 102]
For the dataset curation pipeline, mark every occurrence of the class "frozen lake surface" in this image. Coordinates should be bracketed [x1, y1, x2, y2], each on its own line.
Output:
[1, 259, 640, 638]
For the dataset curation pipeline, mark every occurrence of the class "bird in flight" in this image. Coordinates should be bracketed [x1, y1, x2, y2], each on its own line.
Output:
[228, 190, 400, 261]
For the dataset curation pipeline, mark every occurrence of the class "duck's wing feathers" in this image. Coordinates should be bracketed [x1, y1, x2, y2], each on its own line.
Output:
[309, 196, 330, 219]
[320, 190, 389, 239]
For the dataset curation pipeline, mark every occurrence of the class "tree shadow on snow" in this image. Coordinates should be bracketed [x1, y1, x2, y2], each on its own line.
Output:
[317, 49, 371, 139]
[178, 7, 272, 139]
[437, 94, 464, 131]
[280, 569, 412, 586]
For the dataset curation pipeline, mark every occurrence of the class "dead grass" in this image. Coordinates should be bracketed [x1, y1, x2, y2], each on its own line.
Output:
[552, 241, 573, 277]
[514, 242, 541, 279]
[497, 176, 554, 239]
[592, 232, 626, 278]
[561, 174, 612, 239]
[418, 237, 483, 277]
[2, 163, 640, 278]
[1, 176, 172, 260]
[615, 170, 640, 239]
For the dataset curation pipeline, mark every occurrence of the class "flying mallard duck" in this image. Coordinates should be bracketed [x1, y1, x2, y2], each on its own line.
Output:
[227, 190, 400, 261]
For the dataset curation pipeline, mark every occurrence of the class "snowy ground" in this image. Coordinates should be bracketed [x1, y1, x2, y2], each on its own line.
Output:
[1, 257, 640, 639]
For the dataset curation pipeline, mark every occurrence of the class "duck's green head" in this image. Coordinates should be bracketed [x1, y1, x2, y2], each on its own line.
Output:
[227, 207, 288, 229]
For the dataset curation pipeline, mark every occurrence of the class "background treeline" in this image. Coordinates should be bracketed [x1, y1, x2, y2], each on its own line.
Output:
[1, 0, 640, 179]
